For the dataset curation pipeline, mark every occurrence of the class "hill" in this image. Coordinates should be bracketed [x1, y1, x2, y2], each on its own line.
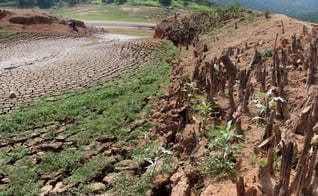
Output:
[211, 0, 318, 22]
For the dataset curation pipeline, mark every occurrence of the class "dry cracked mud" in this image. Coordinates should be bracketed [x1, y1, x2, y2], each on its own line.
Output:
[0, 34, 161, 114]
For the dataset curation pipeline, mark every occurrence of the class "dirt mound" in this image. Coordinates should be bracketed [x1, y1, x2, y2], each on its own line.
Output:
[154, 14, 202, 46]
[0, 9, 9, 21]
[9, 15, 56, 25]
[154, 10, 248, 47]
[0, 8, 87, 34]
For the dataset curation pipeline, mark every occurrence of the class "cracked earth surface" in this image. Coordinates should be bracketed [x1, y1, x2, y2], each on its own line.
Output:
[0, 34, 161, 114]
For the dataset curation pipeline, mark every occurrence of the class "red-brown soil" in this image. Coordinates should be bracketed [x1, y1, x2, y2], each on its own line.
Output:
[0, 8, 87, 34]
[151, 12, 318, 195]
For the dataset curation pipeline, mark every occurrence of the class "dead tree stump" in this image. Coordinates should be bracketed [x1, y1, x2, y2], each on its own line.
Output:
[293, 101, 317, 195]
[303, 25, 308, 36]
[281, 20, 284, 34]
[307, 43, 317, 90]
[236, 176, 246, 196]
[220, 50, 238, 110]
[273, 142, 294, 196]
[292, 34, 297, 53]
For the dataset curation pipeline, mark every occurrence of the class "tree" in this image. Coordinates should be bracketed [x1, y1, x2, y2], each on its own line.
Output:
[18, 0, 36, 8]
[37, 0, 57, 8]
[159, 0, 171, 6]
[68, 0, 80, 5]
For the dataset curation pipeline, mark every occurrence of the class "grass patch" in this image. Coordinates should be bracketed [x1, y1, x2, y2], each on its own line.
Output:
[49, 5, 162, 23]
[0, 30, 21, 42]
[82, 38, 100, 47]
[0, 40, 178, 195]
[106, 28, 154, 37]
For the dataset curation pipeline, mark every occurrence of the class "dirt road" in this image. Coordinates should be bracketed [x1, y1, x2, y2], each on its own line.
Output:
[0, 34, 161, 114]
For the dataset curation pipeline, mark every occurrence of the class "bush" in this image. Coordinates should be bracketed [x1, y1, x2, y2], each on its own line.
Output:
[159, 0, 171, 6]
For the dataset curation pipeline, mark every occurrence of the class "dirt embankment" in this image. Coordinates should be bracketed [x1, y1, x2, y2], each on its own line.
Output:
[0, 8, 87, 34]
[150, 11, 318, 195]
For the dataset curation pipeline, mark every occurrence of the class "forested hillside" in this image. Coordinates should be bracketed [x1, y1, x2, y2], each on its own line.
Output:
[0, 0, 123, 8]
[0, 0, 211, 8]
[211, 0, 318, 22]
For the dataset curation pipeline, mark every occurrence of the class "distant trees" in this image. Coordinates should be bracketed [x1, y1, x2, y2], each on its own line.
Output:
[18, 0, 36, 7]
[37, 0, 57, 8]
[13, 0, 91, 8]
[68, 0, 80, 5]
[158, 0, 171, 6]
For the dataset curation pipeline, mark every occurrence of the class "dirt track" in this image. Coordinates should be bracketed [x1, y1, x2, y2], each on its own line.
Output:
[0, 34, 161, 114]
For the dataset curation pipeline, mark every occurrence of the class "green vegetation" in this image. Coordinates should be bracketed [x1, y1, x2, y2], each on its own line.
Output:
[252, 89, 285, 125]
[0, 30, 21, 42]
[81, 38, 99, 47]
[181, 77, 245, 180]
[202, 121, 244, 179]
[50, 5, 163, 23]
[0, 40, 178, 195]
[106, 28, 153, 37]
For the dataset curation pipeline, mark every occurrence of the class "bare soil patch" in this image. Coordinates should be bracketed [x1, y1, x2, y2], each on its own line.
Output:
[0, 8, 87, 34]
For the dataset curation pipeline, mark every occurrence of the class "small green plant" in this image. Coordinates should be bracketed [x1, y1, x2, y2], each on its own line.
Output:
[7, 147, 30, 163]
[203, 121, 244, 179]
[145, 146, 175, 177]
[260, 48, 272, 57]
[109, 173, 153, 196]
[252, 89, 285, 125]
[182, 81, 198, 101]
[248, 155, 257, 167]
[193, 99, 215, 131]
[133, 141, 176, 177]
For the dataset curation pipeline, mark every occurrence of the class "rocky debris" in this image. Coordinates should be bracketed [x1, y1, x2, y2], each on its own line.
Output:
[9, 91, 16, 99]
[152, 173, 172, 195]
[102, 175, 118, 185]
[51, 181, 66, 194]
[9, 15, 56, 25]
[1, 177, 9, 184]
[0, 9, 8, 21]
[90, 182, 106, 192]
[96, 136, 117, 143]
[39, 142, 63, 152]
[40, 185, 53, 196]
[154, 14, 199, 46]
[54, 135, 65, 142]
[170, 169, 190, 196]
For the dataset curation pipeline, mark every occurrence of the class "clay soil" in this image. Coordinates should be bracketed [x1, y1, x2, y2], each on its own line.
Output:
[0, 8, 88, 34]
[150, 12, 318, 195]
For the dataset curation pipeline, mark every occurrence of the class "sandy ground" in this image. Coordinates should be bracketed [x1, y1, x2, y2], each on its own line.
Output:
[0, 33, 159, 114]
[84, 20, 156, 29]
